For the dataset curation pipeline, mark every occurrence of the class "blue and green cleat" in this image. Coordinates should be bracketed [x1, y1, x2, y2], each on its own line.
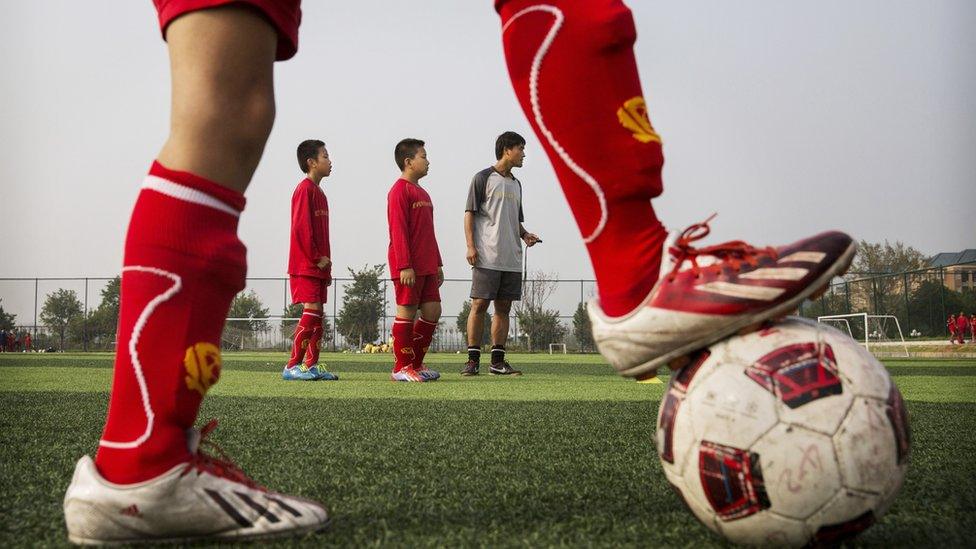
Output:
[282, 364, 339, 381]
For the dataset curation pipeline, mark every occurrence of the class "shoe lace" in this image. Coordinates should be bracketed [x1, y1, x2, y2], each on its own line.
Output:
[667, 213, 777, 281]
[181, 420, 266, 491]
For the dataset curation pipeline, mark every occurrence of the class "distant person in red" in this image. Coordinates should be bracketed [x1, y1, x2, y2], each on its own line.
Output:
[23, 332, 31, 352]
[970, 314, 976, 344]
[955, 312, 968, 344]
[284, 139, 338, 382]
[948, 314, 957, 343]
[387, 138, 443, 382]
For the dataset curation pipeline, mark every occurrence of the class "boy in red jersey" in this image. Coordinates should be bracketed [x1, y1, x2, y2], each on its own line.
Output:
[284, 139, 339, 381]
[63, 1, 329, 544]
[948, 314, 957, 343]
[955, 312, 968, 345]
[387, 139, 443, 382]
[970, 314, 976, 344]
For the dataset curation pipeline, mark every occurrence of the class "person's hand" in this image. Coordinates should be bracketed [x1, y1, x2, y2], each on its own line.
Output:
[522, 233, 541, 247]
[466, 246, 478, 266]
[317, 256, 332, 269]
[438, 267, 444, 287]
[400, 268, 416, 287]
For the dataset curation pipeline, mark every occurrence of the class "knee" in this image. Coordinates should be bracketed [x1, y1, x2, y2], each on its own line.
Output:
[493, 301, 512, 316]
[471, 299, 489, 314]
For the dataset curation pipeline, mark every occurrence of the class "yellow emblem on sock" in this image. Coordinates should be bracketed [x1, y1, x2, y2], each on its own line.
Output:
[617, 96, 662, 144]
[184, 342, 221, 396]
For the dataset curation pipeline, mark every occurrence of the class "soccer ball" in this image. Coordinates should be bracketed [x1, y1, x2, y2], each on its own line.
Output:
[656, 317, 910, 546]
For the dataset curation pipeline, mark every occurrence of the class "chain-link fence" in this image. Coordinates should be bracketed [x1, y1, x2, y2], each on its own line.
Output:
[0, 276, 598, 353]
[798, 261, 976, 340]
[3, 262, 973, 353]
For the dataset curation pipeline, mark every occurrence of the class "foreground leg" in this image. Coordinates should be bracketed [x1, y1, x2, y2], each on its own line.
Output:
[497, 0, 855, 378]
[487, 300, 521, 376]
[65, 5, 329, 544]
[412, 300, 442, 380]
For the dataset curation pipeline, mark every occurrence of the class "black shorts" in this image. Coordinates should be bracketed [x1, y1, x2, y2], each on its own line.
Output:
[470, 267, 522, 301]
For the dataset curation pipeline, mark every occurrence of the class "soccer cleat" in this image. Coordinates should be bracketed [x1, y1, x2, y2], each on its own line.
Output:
[416, 363, 440, 381]
[282, 364, 337, 381]
[460, 360, 480, 376]
[488, 361, 522, 376]
[63, 421, 330, 545]
[588, 216, 856, 379]
[390, 367, 426, 382]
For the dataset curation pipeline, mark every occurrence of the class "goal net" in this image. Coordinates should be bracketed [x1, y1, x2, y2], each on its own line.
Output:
[817, 313, 909, 358]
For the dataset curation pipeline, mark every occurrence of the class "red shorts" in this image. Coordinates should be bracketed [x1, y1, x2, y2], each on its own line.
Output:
[153, 0, 302, 61]
[393, 275, 441, 306]
[290, 275, 329, 305]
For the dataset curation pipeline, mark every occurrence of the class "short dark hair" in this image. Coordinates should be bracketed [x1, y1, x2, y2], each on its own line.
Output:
[495, 131, 526, 160]
[394, 138, 425, 170]
[297, 139, 325, 172]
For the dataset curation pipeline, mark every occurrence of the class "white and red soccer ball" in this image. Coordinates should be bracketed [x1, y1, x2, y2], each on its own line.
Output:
[657, 317, 910, 546]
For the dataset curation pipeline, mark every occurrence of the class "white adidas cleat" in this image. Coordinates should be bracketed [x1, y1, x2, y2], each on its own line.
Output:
[589, 217, 856, 379]
[63, 421, 329, 545]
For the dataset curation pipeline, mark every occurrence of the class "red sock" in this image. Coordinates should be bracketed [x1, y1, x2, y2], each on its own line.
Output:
[95, 161, 246, 484]
[288, 308, 320, 367]
[392, 317, 415, 372]
[412, 317, 437, 368]
[497, 0, 667, 316]
[304, 315, 324, 366]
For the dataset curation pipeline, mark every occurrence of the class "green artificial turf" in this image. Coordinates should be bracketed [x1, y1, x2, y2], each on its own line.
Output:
[0, 353, 974, 547]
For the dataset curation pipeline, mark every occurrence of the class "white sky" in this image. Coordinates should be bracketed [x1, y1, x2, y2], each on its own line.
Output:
[0, 1, 974, 319]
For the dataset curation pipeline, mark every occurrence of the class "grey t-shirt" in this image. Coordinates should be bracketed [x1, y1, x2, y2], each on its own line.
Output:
[465, 167, 524, 273]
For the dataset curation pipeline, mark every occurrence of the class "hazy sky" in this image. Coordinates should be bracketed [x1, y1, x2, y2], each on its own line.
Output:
[1, 1, 974, 319]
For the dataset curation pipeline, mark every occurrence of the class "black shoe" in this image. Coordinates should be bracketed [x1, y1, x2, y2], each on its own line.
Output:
[461, 360, 480, 376]
[489, 361, 522, 376]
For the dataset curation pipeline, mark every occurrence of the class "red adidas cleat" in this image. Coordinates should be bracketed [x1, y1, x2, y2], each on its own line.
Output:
[588, 216, 856, 378]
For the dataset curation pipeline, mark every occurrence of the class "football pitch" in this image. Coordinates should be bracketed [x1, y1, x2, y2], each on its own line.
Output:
[1, 353, 974, 547]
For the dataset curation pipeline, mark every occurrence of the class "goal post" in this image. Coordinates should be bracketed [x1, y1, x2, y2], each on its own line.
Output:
[548, 343, 567, 354]
[817, 313, 909, 358]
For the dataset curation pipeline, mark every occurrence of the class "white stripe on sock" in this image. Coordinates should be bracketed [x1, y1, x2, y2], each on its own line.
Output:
[99, 266, 182, 450]
[502, 5, 608, 243]
[143, 175, 240, 217]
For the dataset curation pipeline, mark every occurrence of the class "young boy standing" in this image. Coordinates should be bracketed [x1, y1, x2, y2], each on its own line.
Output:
[284, 139, 339, 381]
[387, 139, 443, 382]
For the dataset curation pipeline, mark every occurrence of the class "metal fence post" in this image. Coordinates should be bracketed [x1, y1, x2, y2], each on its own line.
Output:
[84, 278, 89, 352]
[903, 273, 910, 334]
[845, 282, 851, 314]
[33, 278, 38, 338]
[332, 279, 338, 351]
[939, 268, 946, 338]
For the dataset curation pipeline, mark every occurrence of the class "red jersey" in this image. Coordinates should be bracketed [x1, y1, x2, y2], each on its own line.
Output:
[387, 178, 442, 279]
[956, 315, 969, 333]
[288, 178, 331, 280]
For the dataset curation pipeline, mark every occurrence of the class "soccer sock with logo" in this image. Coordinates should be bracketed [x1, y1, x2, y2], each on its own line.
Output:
[467, 346, 482, 363]
[303, 313, 324, 366]
[95, 161, 246, 485]
[497, 0, 667, 317]
[411, 317, 438, 368]
[392, 317, 415, 372]
[491, 345, 506, 365]
[288, 308, 320, 367]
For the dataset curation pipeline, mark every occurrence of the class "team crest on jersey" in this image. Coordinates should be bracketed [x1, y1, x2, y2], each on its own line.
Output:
[617, 96, 661, 144]
[184, 342, 221, 396]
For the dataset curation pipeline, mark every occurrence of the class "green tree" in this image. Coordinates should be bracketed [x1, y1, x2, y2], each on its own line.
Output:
[227, 290, 270, 331]
[85, 277, 121, 348]
[0, 300, 16, 331]
[41, 289, 83, 350]
[336, 264, 386, 348]
[852, 240, 928, 276]
[455, 300, 490, 345]
[573, 302, 593, 352]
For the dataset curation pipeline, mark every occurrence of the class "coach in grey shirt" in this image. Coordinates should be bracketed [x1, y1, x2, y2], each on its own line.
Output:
[462, 131, 540, 376]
